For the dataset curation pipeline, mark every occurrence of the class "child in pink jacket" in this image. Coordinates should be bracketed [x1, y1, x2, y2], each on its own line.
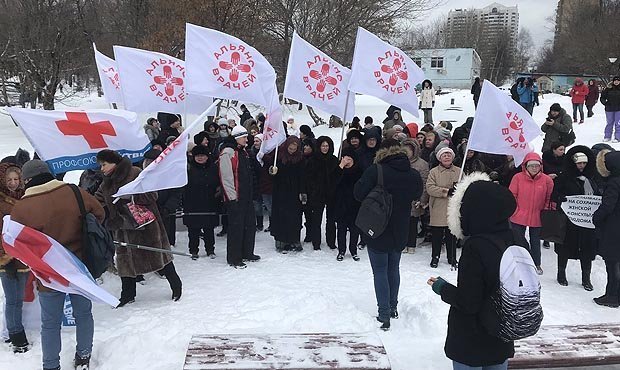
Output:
[509, 152, 554, 275]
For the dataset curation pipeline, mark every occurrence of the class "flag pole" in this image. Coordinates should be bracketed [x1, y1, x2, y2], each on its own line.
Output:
[270, 104, 282, 175]
[337, 90, 352, 159]
[114, 241, 192, 257]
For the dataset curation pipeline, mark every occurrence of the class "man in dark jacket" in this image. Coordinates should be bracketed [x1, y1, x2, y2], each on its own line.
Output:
[542, 103, 573, 151]
[593, 150, 620, 307]
[354, 139, 422, 330]
[471, 77, 482, 109]
[428, 173, 516, 368]
[11, 160, 105, 370]
[239, 104, 253, 126]
[219, 126, 259, 268]
[600, 76, 620, 142]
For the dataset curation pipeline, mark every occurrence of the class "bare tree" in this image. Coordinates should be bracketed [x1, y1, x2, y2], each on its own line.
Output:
[514, 28, 534, 73]
[400, 16, 448, 52]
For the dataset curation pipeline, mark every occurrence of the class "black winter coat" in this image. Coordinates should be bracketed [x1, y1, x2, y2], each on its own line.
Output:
[183, 160, 219, 228]
[440, 229, 515, 367]
[600, 84, 620, 112]
[593, 151, 620, 261]
[333, 165, 363, 224]
[354, 147, 422, 252]
[270, 159, 304, 243]
[542, 150, 565, 178]
[552, 146, 599, 260]
[157, 188, 182, 214]
[305, 144, 340, 207]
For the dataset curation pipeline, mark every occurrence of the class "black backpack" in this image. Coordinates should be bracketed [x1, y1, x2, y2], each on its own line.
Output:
[355, 164, 393, 239]
[559, 129, 576, 147]
[69, 185, 115, 279]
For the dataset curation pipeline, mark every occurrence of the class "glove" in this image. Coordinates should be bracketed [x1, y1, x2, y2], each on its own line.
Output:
[447, 182, 457, 197]
[432, 277, 448, 295]
[299, 194, 308, 205]
[432, 101, 435, 107]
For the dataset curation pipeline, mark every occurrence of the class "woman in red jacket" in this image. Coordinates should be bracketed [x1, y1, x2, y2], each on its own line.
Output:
[509, 152, 554, 275]
[570, 78, 589, 124]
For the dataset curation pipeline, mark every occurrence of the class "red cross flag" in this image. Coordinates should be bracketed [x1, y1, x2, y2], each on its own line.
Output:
[348, 27, 425, 118]
[185, 23, 277, 107]
[113, 46, 213, 115]
[93, 44, 124, 105]
[283, 32, 355, 122]
[467, 81, 542, 166]
[2, 216, 119, 307]
[6, 107, 150, 174]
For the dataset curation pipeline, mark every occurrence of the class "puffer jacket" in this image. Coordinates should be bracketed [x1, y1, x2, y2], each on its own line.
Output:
[570, 78, 589, 104]
[600, 83, 620, 112]
[508, 152, 554, 227]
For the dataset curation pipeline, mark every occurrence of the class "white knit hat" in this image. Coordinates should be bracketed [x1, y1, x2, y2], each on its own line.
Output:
[436, 147, 455, 160]
[573, 152, 588, 164]
[231, 125, 248, 138]
[254, 133, 264, 141]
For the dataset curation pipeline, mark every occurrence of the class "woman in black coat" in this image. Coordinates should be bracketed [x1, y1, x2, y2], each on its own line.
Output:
[270, 136, 305, 252]
[552, 146, 600, 290]
[183, 146, 220, 259]
[593, 150, 620, 307]
[304, 136, 339, 250]
[333, 148, 363, 261]
[354, 140, 422, 330]
[429, 173, 517, 369]
[542, 142, 566, 180]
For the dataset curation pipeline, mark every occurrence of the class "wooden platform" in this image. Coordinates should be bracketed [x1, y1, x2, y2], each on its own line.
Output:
[184, 333, 391, 370]
[509, 323, 620, 369]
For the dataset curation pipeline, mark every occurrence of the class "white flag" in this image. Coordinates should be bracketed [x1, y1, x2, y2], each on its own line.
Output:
[185, 23, 277, 107]
[284, 32, 355, 121]
[258, 86, 286, 163]
[467, 81, 542, 166]
[348, 27, 424, 117]
[113, 46, 212, 115]
[93, 44, 123, 105]
[7, 107, 150, 174]
[114, 100, 220, 198]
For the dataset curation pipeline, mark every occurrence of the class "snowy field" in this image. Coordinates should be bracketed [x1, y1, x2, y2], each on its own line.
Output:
[0, 90, 619, 370]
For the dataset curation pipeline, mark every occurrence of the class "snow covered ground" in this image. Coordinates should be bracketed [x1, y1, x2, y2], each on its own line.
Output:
[0, 90, 619, 370]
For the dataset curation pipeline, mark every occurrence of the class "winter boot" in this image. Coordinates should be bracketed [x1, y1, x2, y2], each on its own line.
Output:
[390, 309, 399, 319]
[582, 271, 593, 291]
[594, 295, 620, 308]
[9, 330, 29, 353]
[430, 257, 439, 268]
[557, 270, 568, 286]
[243, 254, 261, 262]
[376, 317, 390, 331]
[74, 353, 91, 370]
[352, 254, 360, 261]
[161, 262, 182, 301]
[336, 253, 344, 261]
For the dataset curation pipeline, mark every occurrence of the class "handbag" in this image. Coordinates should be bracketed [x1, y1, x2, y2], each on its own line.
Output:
[540, 201, 567, 243]
[126, 197, 156, 229]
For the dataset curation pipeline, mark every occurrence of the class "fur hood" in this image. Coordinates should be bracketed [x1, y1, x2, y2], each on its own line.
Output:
[597, 149, 612, 178]
[596, 149, 620, 178]
[402, 138, 421, 161]
[447, 172, 490, 240]
[374, 145, 410, 164]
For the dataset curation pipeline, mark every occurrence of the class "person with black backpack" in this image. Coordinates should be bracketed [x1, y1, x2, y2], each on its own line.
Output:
[428, 172, 543, 370]
[354, 139, 422, 331]
[542, 103, 574, 152]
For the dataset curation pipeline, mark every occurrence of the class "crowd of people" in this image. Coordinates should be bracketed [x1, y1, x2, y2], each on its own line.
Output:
[0, 76, 619, 370]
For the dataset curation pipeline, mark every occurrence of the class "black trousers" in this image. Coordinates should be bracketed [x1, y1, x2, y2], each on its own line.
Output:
[605, 260, 620, 299]
[558, 255, 591, 279]
[431, 226, 456, 262]
[226, 200, 256, 264]
[188, 226, 215, 255]
[337, 221, 359, 256]
[407, 217, 419, 247]
[309, 203, 336, 248]
[161, 209, 177, 246]
[120, 262, 181, 301]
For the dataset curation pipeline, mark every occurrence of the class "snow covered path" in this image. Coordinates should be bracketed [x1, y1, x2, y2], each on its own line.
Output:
[0, 90, 618, 369]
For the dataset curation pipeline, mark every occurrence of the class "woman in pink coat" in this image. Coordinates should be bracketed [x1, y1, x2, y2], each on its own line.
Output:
[509, 152, 554, 275]
[570, 78, 589, 124]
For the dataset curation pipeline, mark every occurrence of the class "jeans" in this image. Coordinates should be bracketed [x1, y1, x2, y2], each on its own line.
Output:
[39, 291, 93, 369]
[422, 108, 433, 124]
[0, 271, 29, 334]
[188, 226, 215, 255]
[453, 360, 508, 370]
[605, 260, 620, 300]
[337, 221, 359, 256]
[520, 102, 534, 115]
[367, 247, 401, 321]
[605, 111, 620, 140]
[511, 223, 542, 266]
[573, 103, 584, 121]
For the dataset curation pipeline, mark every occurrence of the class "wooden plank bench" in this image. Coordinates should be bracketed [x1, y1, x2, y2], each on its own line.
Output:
[184, 333, 391, 370]
[509, 323, 620, 369]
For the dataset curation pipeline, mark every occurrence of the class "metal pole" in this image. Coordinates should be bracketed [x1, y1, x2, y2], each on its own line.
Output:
[114, 241, 193, 257]
[171, 212, 219, 218]
[337, 90, 352, 159]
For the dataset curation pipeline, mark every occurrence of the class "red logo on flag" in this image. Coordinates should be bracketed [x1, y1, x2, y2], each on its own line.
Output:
[102, 67, 120, 90]
[502, 112, 527, 149]
[146, 59, 185, 104]
[212, 44, 256, 90]
[55, 112, 117, 149]
[303, 55, 343, 101]
[374, 50, 411, 94]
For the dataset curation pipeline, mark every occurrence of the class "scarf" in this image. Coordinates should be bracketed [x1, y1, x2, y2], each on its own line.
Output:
[577, 175, 594, 195]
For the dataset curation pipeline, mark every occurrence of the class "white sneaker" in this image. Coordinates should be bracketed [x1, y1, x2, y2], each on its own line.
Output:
[613, 139, 619, 143]
[604, 138, 611, 142]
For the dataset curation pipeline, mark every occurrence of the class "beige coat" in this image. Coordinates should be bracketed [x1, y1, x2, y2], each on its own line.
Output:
[427, 164, 461, 227]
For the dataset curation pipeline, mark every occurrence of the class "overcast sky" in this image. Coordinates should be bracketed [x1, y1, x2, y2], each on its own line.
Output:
[422, 0, 557, 48]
